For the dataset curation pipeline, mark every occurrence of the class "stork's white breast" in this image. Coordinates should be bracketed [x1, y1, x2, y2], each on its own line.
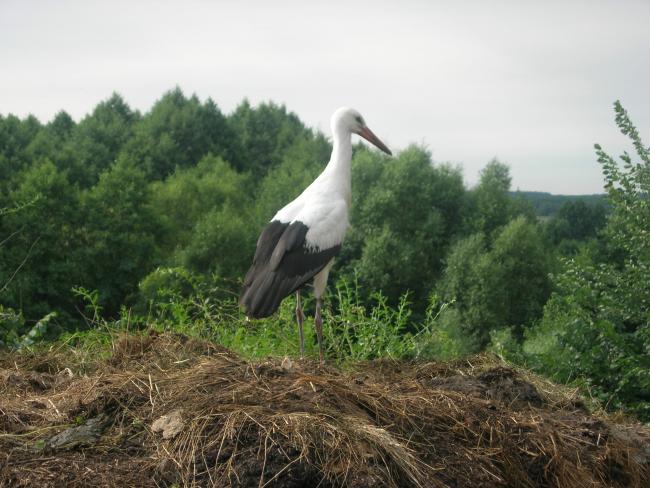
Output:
[301, 197, 349, 250]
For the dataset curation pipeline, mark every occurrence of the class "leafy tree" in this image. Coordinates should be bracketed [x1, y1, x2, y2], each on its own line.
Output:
[545, 200, 608, 247]
[1, 161, 82, 321]
[26, 111, 75, 157]
[70, 93, 139, 186]
[148, 154, 256, 282]
[150, 154, 252, 251]
[340, 145, 465, 307]
[81, 159, 160, 315]
[228, 100, 312, 176]
[439, 217, 551, 348]
[435, 233, 488, 349]
[121, 88, 237, 180]
[488, 216, 551, 337]
[48, 110, 75, 137]
[0, 114, 42, 190]
[523, 102, 650, 420]
[467, 159, 513, 236]
[176, 205, 255, 282]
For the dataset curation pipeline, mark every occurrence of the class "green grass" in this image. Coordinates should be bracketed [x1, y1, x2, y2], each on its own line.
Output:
[3, 276, 462, 366]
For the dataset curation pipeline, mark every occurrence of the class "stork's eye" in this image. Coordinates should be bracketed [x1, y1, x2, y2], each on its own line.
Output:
[355, 115, 364, 125]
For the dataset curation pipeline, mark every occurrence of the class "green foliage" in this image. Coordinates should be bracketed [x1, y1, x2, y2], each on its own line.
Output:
[438, 217, 552, 348]
[82, 159, 160, 315]
[545, 200, 608, 252]
[0, 114, 43, 189]
[136, 272, 452, 362]
[2, 90, 647, 421]
[436, 233, 490, 347]
[122, 88, 238, 180]
[340, 145, 465, 308]
[414, 305, 478, 360]
[0, 93, 322, 324]
[70, 93, 138, 186]
[517, 102, 650, 421]
[0, 305, 25, 348]
[1, 160, 82, 320]
[228, 99, 312, 176]
[512, 191, 607, 217]
[174, 207, 249, 280]
[469, 159, 513, 234]
[488, 327, 526, 365]
[148, 154, 256, 282]
[151, 155, 252, 245]
[322, 280, 415, 360]
[488, 217, 552, 336]
[0, 305, 56, 349]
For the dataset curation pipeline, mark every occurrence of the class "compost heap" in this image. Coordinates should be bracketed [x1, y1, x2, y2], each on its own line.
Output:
[1, 331, 649, 487]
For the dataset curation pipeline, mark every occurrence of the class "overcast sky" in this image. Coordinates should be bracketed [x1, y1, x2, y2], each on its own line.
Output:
[1, 0, 648, 194]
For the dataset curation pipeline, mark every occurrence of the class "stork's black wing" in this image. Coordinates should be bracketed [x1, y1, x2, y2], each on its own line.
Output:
[239, 220, 340, 318]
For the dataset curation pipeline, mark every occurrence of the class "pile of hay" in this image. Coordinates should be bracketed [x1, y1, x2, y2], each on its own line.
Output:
[1, 331, 649, 487]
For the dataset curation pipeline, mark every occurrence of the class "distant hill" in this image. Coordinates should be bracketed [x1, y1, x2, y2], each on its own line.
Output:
[510, 191, 607, 217]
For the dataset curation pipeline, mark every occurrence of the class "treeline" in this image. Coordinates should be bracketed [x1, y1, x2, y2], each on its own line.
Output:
[1, 90, 647, 418]
[511, 191, 607, 217]
[0, 88, 603, 325]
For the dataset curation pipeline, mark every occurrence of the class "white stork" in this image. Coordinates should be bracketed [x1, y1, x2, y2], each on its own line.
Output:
[239, 107, 392, 362]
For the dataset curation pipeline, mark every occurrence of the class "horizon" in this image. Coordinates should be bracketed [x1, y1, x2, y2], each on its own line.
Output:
[2, 0, 649, 194]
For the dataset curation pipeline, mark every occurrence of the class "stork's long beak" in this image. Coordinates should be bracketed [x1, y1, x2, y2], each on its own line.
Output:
[358, 126, 392, 155]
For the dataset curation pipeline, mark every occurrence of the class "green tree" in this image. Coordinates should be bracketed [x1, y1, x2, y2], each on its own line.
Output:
[176, 205, 255, 282]
[340, 145, 465, 307]
[525, 102, 650, 420]
[81, 159, 160, 315]
[468, 159, 513, 235]
[0, 114, 43, 191]
[70, 93, 138, 186]
[435, 233, 488, 349]
[1, 161, 82, 321]
[122, 88, 238, 180]
[150, 155, 252, 250]
[148, 154, 256, 282]
[228, 100, 312, 176]
[439, 217, 551, 348]
[487, 216, 551, 337]
[466, 159, 536, 238]
[545, 200, 608, 249]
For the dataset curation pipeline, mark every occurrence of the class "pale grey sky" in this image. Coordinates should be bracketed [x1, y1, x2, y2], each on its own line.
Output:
[1, 0, 649, 194]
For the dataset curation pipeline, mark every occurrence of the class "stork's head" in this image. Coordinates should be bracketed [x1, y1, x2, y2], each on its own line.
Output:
[331, 107, 392, 155]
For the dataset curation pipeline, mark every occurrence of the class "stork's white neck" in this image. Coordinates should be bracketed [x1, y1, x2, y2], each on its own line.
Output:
[320, 124, 353, 204]
[328, 125, 353, 171]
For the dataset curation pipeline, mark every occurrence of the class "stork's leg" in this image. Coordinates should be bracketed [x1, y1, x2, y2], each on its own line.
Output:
[312, 260, 334, 365]
[314, 298, 324, 364]
[295, 290, 306, 359]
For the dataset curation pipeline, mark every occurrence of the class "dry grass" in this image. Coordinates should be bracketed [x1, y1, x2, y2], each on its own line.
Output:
[1, 330, 649, 487]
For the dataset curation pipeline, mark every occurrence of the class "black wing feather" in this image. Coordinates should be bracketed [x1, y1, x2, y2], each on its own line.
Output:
[239, 220, 340, 318]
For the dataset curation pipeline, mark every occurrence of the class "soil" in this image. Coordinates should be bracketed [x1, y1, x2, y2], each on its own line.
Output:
[1, 331, 648, 487]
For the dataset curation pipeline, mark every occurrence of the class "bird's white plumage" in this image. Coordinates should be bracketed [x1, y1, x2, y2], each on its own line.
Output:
[240, 107, 391, 360]
[272, 107, 360, 251]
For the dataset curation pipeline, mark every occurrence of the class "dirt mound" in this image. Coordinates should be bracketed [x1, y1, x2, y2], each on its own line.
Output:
[1, 331, 649, 487]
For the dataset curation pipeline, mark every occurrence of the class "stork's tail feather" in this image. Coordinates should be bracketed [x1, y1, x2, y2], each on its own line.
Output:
[239, 271, 303, 319]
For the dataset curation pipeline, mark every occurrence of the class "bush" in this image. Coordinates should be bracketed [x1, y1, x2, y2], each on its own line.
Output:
[520, 102, 650, 421]
[0, 305, 56, 349]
